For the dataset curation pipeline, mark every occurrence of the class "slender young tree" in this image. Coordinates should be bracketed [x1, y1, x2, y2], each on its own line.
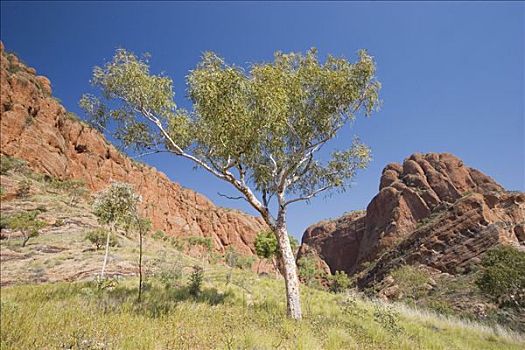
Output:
[81, 48, 380, 319]
[134, 216, 151, 302]
[92, 182, 141, 279]
[6, 211, 46, 247]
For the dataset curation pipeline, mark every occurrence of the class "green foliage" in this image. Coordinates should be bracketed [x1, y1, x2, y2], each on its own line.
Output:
[391, 265, 431, 300]
[297, 254, 324, 287]
[187, 236, 212, 251]
[328, 270, 351, 293]
[373, 304, 403, 335]
[224, 247, 255, 270]
[0, 214, 9, 230]
[85, 228, 117, 250]
[92, 182, 141, 226]
[152, 230, 166, 240]
[254, 230, 278, 260]
[188, 265, 204, 297]
[476, 246, 525, 308]
[0, 155, 27, 175]
[47, 178, 88, 205]
[81, 47, 379, 207]
[16, 179, 31, 198]
[5, 211, 46, 246]
[288, 235, 299, 254]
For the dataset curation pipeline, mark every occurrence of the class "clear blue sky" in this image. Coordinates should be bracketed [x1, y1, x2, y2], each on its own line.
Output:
[2, 1, 524, 238]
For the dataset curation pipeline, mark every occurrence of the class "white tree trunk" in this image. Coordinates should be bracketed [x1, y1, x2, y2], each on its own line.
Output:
[275, 222, 302, 320]
[100, 225, 113, 279]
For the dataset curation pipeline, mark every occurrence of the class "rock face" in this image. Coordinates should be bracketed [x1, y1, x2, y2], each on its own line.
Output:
[299, 152, 525, 284]
[0, 42, 266, 255]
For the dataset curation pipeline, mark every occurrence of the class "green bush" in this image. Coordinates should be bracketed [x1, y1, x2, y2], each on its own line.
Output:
[328, 270, 351, 293]
[0, 155, 27, 175]
[297, 254, 324, 288]
[16, 179, 32, 198]
[187, 236, 212, 251]
[391, 265, 431, 300]
[373, 304, 403, 335]
[224, 247, 255, 270]
[152, 230, 167, 241]
[188, 265, 204, 297]
[4, 211, 46, 247]
[85, 228, 117, 250]
[476, 245, 525, 308]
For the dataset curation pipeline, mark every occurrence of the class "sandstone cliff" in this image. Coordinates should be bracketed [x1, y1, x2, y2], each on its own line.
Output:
[0, 42, 266, 255]
[299, 152, 525, 284]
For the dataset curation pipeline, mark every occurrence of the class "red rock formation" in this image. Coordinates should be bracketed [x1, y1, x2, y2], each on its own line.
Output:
[300, 152, 524, 282]
[0, 42, 266, 255]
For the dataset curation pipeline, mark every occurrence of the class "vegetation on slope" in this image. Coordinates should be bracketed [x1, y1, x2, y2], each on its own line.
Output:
[1, 156, 524, 349]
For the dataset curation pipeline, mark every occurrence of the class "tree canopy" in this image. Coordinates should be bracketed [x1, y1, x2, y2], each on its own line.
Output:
[81, 48, 380, 222]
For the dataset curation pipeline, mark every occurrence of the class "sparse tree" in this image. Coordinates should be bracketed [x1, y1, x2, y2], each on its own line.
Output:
[67, 180, 88, 206]
[85, 228, 117, 250]
[254, 230, 278, 274]
[134, 216, 151, 302]
[6, 211, 46, 247]
[92, 182, 141, 279]
[81, 48, 380, 319]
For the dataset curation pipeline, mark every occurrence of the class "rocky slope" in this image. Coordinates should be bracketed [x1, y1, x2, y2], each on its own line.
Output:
[0, 42, 266, 255]
[299, 152, 525, 285]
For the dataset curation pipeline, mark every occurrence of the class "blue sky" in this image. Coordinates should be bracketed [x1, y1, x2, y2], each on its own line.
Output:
[1, 1, 524, 238]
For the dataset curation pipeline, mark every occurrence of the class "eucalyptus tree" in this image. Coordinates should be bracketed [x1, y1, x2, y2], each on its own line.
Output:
[81, 48, 380, 319]
[92, 182, 141, 279]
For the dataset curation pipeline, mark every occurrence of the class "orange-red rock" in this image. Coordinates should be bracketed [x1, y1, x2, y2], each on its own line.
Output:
[300, 152, 524, 283]
[0, 43, 266, 255]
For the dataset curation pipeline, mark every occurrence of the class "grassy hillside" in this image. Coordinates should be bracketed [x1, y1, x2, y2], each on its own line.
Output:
[1, 156, 524, 349]
[2, 267, 524, 349]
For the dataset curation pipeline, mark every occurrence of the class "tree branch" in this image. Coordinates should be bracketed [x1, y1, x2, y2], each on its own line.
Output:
[284, 185, 332, 206]
[217, 192, 247, 202]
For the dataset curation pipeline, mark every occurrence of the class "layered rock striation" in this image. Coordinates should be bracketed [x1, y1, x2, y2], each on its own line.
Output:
[300, 152, 524, 284]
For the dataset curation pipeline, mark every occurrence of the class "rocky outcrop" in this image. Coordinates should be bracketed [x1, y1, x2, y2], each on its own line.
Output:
[297, 210, 365, 275]
[0, 42, 266, 255]
[300, 152, 524, 282]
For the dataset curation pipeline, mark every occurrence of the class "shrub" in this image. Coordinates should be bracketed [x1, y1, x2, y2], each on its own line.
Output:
[5, 211, 46, 247]
[187, 236, 212, 251]
[188, 265, 204, 297]
[254, 230, 278, 260]
[328, 270, 351, 293]
[0, 155, 26, 175]
[297, 254, 324, 287]
[390, 265, 431, 300]
[152, 230, 167, 241]
[224, 247, 255, 270]
[373, 303, 403, 335]
[237, 255, 255, 270]
[476, 245, 525, 308]
[16, 179, 31, 198]
[157, 262, 184, 290]
[85, 228, 117, 250]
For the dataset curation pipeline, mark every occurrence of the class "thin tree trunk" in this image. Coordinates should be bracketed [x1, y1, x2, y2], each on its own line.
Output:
[275, 219, 302, 320]
[138, 226, 143, 302]
[21, 233, 29, 247]
[100, 224, 113, 279]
